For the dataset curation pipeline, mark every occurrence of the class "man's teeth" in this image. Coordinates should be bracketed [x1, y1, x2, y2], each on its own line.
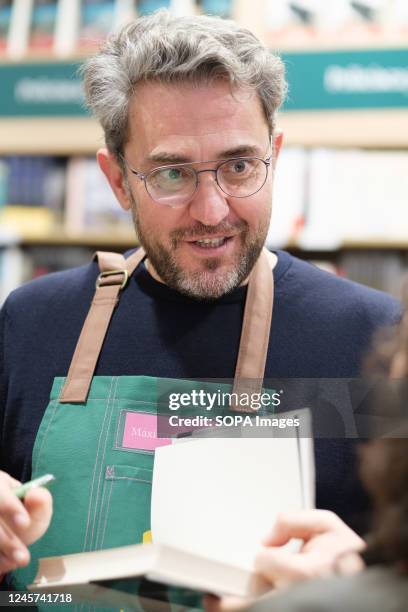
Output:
[195, 237, 226, 248]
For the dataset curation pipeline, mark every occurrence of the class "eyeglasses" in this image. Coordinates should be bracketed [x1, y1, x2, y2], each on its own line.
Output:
[121, 154, 272, 208]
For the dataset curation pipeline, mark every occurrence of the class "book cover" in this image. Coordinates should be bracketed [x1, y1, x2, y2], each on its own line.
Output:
[31, 415, 314, 604]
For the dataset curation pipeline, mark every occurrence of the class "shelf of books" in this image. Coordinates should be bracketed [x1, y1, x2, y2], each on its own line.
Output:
[1, 0, 407, 303]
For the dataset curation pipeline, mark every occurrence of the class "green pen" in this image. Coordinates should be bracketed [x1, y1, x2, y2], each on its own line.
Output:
[13, 474, 56, 500]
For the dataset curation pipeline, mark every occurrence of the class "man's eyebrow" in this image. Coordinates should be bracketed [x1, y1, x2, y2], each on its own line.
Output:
[147, 145, 262, 165]
[148, 152, 190, 164]
[218, 145, 262, 158]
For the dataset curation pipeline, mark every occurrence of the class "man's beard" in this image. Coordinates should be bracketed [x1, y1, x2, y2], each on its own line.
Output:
[128, 191, 268, 300]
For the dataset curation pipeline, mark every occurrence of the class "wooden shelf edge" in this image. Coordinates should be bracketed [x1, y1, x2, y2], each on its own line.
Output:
[278, 108, 408, 148]
[1, 231, 407, 250]
[1, 109, 406, 154]
[0, 230, 138, 248]
[0, 117, 104, 155]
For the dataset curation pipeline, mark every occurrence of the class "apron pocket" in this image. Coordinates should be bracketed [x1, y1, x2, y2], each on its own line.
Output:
[96, 463, 153, 550]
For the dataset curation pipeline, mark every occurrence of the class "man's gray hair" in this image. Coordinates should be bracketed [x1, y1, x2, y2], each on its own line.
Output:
[82, 10, 287, 158]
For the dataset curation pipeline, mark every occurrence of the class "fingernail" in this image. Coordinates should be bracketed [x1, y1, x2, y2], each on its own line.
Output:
[13, 549, 27, 563]
[14, 513, 29, 527]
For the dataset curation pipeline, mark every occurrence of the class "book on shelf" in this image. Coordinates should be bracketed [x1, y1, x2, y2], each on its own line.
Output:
[339, 251, 406, 299]
[65, 156, 131, 233]
[6, 0, 33, 58]
[114, 0, 136, 27]
[0, 0, 12, 52]
[53, 0, 81, 56]
[263, 0, 394, 47]
[78, 0, 116, 50]
[0, 244, 27, 304]
[199, 0, 233, 18]
[30, 411, 314, 605]
[4, 156, 66, 211]
[28, 0, 58, 50]
[169, 0, 196, 18]
[299, 148, 408, 250]
[266, 147, 307, 250]
[137, 0, 170, 17]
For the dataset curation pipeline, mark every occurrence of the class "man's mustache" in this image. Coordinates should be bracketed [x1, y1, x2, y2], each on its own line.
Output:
[170, 221, 248, 243]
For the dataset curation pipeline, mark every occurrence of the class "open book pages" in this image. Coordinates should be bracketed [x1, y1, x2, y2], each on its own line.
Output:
[30, 408, 314, 599]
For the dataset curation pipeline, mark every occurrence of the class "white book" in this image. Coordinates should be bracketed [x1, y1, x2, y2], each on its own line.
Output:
[301, 148, 408, 249]
[114, 0, 137, 29]
[170, 0, 196, 17]
[267, 147, 307, 249]
[299, 148, 344, 250]
[53, 0, 81, 58]
[7, 0, 34, 58]
[30, 410, 314, 604]
[0, 245, 27, 304]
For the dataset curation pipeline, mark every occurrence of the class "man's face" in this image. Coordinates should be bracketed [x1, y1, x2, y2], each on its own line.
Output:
[104, 80, 281, 299]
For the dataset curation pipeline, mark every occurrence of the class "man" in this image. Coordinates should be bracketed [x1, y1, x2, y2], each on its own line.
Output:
[0, 9, 400, 593]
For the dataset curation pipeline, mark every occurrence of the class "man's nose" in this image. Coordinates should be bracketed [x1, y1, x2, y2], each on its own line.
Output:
[188, 170, 230, 226]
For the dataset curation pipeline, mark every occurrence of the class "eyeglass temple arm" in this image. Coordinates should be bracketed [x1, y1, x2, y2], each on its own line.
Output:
[119, 154, 146, 181]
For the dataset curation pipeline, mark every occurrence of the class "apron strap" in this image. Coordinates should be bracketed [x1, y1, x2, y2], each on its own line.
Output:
[59, 247, 274, 405]
[59, 248, 146, 403]
[231, 248, 274, 411]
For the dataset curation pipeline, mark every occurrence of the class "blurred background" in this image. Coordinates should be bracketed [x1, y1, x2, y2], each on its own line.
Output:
[0, 0, 407, 304]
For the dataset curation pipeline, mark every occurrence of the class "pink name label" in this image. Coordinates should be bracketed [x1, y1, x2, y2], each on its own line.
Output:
[122, 412, 171, 452]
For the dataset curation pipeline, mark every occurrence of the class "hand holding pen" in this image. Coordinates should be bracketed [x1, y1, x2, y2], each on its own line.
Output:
[0, 472, 54, 575]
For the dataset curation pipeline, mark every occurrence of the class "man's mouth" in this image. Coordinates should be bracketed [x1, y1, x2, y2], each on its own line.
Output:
[193, 237, 229, 248]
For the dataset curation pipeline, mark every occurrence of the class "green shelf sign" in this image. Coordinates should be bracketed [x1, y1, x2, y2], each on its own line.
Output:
[0, 61, 86, 117]
[0, 48, 407, 117]
[281, 48, 408, 111]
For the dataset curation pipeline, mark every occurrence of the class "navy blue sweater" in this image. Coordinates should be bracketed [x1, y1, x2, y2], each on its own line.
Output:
[0, 251, 401, 534]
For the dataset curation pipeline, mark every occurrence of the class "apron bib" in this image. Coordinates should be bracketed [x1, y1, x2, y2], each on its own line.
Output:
[13, 248, 274, 611]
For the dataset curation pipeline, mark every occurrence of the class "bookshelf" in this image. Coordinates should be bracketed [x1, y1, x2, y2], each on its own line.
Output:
[1, 0, 407, 301]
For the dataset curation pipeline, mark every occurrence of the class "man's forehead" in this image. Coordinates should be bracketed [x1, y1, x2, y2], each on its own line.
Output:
[129, 79, 260, 111]
[126, 80, 268, 161]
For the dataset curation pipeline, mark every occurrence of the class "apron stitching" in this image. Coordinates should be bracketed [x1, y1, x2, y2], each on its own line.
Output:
[113, 447, 154, 456]
[109, 476, 153, 483]
[94, 464, 112, 551]
[32, 400, 58, 474]
[114, 409, 127, 449]
[89, 376, 119, 550]
[82, 375, 116, 552]
[94, 382, 120, 550]
[94, 463, 110, 550]
[99, 475, 114, 549]
[88, 376, 117, 551]
[74, 398, 158, 404]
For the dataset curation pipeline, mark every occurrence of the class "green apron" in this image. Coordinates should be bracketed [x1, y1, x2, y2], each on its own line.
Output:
[13, 247, 274, 611]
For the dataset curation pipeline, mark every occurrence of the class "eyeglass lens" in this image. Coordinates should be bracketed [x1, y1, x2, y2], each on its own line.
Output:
[146, 158, 268, 206]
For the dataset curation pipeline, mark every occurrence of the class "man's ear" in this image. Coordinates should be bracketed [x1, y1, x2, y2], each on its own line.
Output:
[97, 148, 132, 211]
[272, 130, 283, 169]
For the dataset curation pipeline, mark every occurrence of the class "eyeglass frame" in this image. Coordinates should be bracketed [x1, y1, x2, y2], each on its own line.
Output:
[120, 152, 273, 205]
